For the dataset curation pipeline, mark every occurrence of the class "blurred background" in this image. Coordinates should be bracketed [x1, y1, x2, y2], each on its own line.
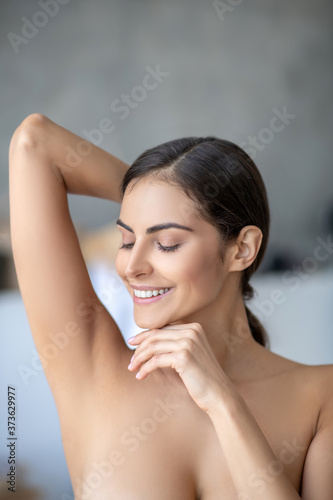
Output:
[0, 0, 332, 498]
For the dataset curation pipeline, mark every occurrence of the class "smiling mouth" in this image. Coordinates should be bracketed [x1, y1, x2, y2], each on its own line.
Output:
[133, 288, 171, 298]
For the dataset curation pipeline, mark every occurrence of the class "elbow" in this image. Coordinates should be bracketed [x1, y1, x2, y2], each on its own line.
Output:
[9, 113, 49, 159]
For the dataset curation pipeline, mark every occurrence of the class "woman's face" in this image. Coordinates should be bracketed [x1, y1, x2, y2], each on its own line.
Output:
[115, 178, 228, 329]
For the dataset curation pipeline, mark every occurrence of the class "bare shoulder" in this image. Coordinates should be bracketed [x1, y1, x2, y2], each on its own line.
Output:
[257, 345, 333, 414]
[300, 363, 333, 423]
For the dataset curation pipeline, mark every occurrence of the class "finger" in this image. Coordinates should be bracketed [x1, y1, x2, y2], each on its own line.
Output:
[127, 330, 150, 345]
[127, 323, 198, 344]
[130, 329, 192, 365]
[128, 328, 178, 345]
[128, 339, 183, 371]
[129, 326, 188, 351]
[135, 352, 178, 380]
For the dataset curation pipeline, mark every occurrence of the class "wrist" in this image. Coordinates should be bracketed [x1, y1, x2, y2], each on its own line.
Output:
[205, 387, 245, 422]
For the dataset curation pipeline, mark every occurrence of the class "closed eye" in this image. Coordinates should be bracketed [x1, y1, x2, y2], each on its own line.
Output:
[158, 243, 180, 253]
[119, 243, 134, 250]
[119, 242, 180, 253]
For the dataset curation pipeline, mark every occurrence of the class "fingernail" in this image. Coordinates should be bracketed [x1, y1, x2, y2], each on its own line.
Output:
[136, 371, 141, 379]
[130, 354, 135, 363]
[128, 336, 135, 343]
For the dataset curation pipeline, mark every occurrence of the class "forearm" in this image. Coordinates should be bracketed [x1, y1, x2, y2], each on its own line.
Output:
[207, 393, 301, 499]
[10, 113, 130, 202]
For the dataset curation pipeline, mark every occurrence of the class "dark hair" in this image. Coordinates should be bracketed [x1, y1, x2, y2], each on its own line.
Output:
[121, 136, 270, 347]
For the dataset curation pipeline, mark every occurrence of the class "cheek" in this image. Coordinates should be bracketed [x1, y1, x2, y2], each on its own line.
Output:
[177, 247, 223, 293]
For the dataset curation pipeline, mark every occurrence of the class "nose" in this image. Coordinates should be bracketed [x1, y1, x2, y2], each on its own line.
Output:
[124, 241, 153, 279]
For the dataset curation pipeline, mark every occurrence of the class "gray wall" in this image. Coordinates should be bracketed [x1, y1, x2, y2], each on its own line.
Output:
[1, 2, 332, 497]
[1, 0, 333, 266]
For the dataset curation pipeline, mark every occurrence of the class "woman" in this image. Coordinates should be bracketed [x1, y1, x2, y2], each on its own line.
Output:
[9, 114, 333, 499]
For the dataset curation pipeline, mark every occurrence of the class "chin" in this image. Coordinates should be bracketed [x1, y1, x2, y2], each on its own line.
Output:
[134, 317, 168, 330]
[133, 311, 177, 330]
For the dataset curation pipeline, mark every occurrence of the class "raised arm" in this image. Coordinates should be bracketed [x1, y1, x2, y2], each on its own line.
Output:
[9, 113, 130, 405]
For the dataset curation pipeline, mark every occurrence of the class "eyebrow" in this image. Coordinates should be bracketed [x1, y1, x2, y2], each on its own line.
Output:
[116, 218, 194, 234]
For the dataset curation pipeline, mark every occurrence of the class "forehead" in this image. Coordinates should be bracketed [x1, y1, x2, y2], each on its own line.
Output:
[120, 179, 199, 227]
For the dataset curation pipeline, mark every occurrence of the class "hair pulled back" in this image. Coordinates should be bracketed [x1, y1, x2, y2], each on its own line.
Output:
[121, 136, 270, 347]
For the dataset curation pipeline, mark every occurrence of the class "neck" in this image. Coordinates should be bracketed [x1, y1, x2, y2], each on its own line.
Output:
[173, 277, 259, 379]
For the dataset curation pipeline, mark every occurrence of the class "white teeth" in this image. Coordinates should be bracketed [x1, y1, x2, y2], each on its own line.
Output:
[134, 288, 170, 298]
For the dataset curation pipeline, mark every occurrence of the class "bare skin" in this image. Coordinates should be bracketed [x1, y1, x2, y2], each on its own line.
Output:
[9, 114, 333, 499]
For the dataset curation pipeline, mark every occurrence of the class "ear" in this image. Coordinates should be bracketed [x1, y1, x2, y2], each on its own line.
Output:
[227, 225, 263, 272]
